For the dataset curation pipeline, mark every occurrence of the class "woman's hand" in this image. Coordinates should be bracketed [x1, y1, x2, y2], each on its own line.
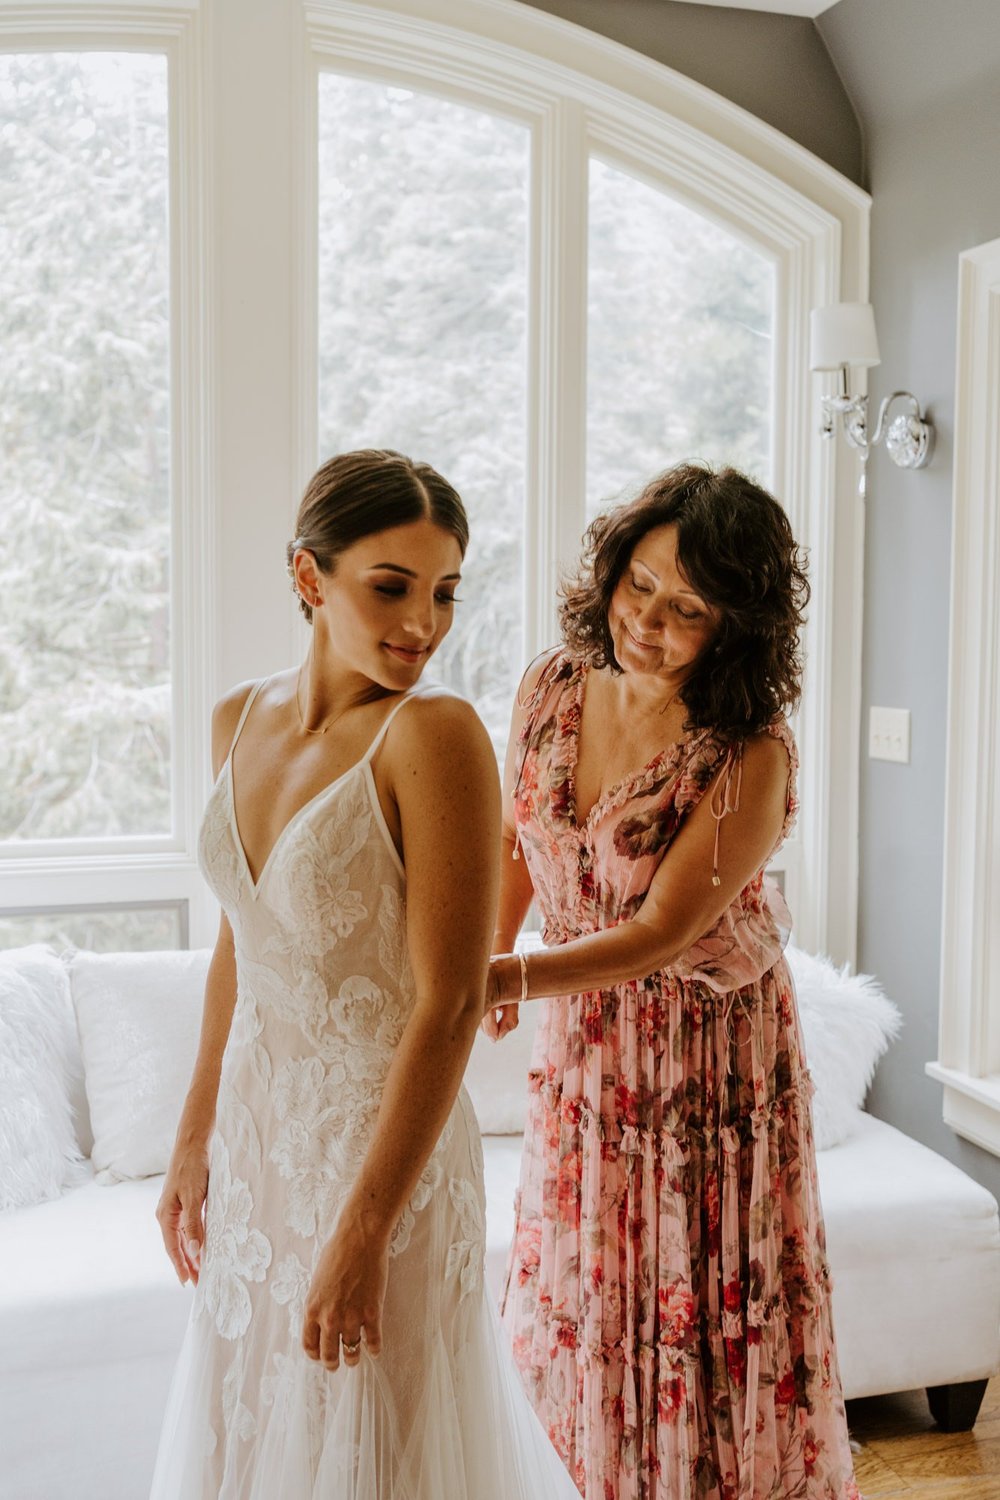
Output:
[302, 1216, 388, 1371]
[482, 999, 520, 1041]
[481, 955, 521, 1040]
[156, 1136, 211, 1286]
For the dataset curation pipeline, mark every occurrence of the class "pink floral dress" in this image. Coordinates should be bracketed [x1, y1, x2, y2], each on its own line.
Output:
[500, 653, 859, 1500]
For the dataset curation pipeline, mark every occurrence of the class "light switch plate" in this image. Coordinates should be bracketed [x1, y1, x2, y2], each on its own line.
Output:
[869, 706, 911, 763]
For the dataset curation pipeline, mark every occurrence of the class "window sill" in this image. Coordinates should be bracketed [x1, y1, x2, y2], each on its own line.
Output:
[925, 1062, 1000, 1158]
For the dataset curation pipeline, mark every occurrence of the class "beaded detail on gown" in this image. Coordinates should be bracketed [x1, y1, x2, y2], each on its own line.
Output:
[500, 653, 860, 1500]
[149, 679, 580, 1500]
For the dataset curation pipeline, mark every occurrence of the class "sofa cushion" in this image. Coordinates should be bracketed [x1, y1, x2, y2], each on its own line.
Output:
[818, 1111, 1000, 1397]
[465, 1002, 542, 1134]
[0, 1162, 190, 1375]
[70, 949, 210, 1183]
[0, 946, 84, 1210]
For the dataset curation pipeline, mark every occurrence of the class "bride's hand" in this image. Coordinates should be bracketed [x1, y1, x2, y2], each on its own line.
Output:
[156, 1135, 211, 1286]
[302, 1216, 388, 1371]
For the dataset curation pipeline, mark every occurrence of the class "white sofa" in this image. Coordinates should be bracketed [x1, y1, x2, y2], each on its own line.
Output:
[2, 945, 999, 1500]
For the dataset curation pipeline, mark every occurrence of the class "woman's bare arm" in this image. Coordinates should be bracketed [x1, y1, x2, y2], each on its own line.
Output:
[155, 684, 252, 1285]
[489, 733, 790, 1004]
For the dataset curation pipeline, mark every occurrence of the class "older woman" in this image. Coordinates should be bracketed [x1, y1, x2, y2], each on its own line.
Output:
[485, 464, 859, 1500]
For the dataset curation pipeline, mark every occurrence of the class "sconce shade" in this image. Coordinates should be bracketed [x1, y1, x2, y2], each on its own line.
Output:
[810, 302, 881, 371]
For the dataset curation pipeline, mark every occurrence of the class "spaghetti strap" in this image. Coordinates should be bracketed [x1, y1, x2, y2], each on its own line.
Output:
[228, 679, 266, 760]
[362, 681, 449, 768]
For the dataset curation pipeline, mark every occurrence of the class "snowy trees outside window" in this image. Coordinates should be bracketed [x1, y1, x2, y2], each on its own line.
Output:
[317, 76, 529, 757]
[0, 52, 170, 843]
[587, 157, 773, 513]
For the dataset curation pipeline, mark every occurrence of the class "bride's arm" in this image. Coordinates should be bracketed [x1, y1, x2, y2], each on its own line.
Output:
[302, 693, 500, 1370]
[156, 687, 250, 1285]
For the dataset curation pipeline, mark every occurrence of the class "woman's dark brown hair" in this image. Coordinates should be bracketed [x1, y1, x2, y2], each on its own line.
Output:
[559, 462, 810, 740]
[287, 449, 469, 623]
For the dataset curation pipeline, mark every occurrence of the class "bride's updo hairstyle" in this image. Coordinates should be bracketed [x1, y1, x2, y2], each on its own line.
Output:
[559, 461, 810, 741]
[287, 449, 469, 624]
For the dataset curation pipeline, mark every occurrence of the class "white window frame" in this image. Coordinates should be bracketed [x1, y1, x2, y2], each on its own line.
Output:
[926, 236, 1000, 1156]
[0, 0, 870, 961]
[0, 2, 216, 942]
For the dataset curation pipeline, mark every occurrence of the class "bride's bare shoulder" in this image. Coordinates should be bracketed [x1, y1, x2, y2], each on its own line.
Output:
[209, 678, 264, 775]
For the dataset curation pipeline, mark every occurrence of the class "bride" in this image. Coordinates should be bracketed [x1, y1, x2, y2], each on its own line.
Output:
[150, 449, 578, 1498]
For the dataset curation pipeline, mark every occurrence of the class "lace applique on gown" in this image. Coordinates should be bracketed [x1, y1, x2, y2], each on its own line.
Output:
[500, 653, 860, 1500]
[149, 680, 580, 1499]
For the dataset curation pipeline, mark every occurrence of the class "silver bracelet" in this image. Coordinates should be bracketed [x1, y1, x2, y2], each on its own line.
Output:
[517, 950, 529, 1004]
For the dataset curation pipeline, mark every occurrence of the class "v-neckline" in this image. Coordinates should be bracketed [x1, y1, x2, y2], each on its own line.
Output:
[564, 661, 683, 830]
[225, 680, 420, 896]
[226, 756, 364, 897]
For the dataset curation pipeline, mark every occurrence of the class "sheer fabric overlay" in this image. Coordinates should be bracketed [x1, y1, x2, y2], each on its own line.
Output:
[500, 653, 860, 1500]
[149, 680, 580, 1499]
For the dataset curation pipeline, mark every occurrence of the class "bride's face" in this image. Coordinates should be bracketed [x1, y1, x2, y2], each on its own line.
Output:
[297, 519, 464, 689]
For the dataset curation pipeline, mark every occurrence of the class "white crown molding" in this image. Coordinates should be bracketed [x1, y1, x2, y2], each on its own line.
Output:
[670, 0, 841, 17]
[929, 234, 1000, 1157]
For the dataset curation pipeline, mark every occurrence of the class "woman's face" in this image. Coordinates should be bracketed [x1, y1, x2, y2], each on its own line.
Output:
[608, 523, 719, 681]
[296, 518, 464, 689]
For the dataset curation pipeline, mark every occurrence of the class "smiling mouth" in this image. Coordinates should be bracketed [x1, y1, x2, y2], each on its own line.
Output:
[626, 626, 658, 652]
[384, 643, 429, 661]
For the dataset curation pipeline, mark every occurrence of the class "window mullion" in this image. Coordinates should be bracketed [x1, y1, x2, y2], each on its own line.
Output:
[527, 97, 588, 660]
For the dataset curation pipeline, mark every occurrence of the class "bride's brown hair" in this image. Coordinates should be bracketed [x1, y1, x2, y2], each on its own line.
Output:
[559, 462, 810, 740]
[287, 449, 469, 623]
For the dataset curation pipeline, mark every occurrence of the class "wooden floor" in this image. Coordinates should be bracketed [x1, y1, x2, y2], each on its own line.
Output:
[847, 1377, 1000, 1498]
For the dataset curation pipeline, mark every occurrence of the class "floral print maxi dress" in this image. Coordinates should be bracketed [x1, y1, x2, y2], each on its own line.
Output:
[500, 653, 859, 1500]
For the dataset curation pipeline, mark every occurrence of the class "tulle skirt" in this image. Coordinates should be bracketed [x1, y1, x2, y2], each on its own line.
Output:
[149, 1096, 580, 1500]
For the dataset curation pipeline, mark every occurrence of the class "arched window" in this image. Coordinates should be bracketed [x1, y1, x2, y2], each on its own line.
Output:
[0, 0, 869, 960]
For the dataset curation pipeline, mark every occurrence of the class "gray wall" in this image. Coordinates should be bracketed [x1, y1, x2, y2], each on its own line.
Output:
[516, 0, 863, 183]
[521, 0, 1000, 1203]
[818, 0, 1000, 1203]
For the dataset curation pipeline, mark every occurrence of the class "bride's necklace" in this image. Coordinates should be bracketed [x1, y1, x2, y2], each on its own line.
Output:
[294, 662, 354, 737]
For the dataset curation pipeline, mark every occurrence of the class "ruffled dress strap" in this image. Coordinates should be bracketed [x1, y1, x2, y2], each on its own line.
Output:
[761, 716, 799, 856]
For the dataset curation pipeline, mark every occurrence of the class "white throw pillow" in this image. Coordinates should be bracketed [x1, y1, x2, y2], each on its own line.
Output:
[786, 945, 902, 1151]
[465, 1000, 542, 1134]
[71, 949, 210, 1184]
[0, 945, 83, 1210]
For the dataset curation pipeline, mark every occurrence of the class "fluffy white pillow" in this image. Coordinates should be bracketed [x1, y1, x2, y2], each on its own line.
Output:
[71, 949, 210, 1184]
[0, 945, 83, 1210]
[786, 945, 902, 1151]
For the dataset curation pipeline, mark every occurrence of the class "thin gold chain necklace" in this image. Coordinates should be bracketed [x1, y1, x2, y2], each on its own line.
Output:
[294, 662, 354, 736]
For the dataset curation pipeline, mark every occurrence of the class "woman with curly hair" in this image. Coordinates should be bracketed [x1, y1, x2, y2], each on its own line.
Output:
[484, 463, 859, 1500]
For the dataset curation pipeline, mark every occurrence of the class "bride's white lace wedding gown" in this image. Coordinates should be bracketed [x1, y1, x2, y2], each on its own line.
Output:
[149, 681, 579, 1499]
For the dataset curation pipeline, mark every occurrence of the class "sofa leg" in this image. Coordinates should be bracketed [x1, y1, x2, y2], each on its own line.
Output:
[926, 1378, 989, 1431]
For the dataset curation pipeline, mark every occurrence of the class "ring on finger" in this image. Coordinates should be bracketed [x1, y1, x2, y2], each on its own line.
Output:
[342, 1337, 362, 1355]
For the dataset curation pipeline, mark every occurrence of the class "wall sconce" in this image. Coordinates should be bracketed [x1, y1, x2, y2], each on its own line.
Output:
[809, 303, 934, 479]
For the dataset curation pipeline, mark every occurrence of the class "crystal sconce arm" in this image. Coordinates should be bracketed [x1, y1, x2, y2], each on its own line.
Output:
[810, 303, 934, 472]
